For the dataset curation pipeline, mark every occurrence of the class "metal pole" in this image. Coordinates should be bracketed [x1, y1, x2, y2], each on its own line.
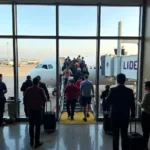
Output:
[12, 2, 19, 117]
[117, 21, 122, 75]
[56, 4, 60, 121]
[96, 5, 100, 121]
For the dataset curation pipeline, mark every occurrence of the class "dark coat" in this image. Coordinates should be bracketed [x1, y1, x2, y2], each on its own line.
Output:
[106, 85, 135, 126]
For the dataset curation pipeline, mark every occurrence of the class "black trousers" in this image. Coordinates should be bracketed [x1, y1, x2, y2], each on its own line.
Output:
[24, 104, 28, 117]
[141, 111, 150, 149]
[112, 121, 129, 150]
[29, 110, 42, 143]
[66, 100, 76, 118]
[0, 103, 5, 125]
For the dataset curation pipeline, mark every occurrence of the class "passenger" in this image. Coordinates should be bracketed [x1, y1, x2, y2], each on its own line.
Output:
[80, 74, 94, 121]
[101, 85, 110, 111]
[72, 58, 76, 64]
[75, 61, 80, 68]
[80, 60, 85, 72]
[21, 75, 33, 117]
[77, 55, 82, 64]
[105, 73, 135, 150]
[36, 76, 50, 102]
[64, 79, 80, 120]
[82, 65, 89, 76]
[24, 77, 47, 148]
[137, 81, 150, 150]
[63, 66, 72, 87]
[74, 68, 83, 83]
[75, 76, 83, 88]
[0, 74, 7, 127]
[62, 63, 66, 71]
[70, 62, 76, 77]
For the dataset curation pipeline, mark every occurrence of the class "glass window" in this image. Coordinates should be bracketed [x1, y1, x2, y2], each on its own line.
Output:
[48, 64, 53, 69]
[18, 39, 56, 117]
[99, 39, 139, 118]
[17, 5, 56, 35]
[101, 7, 140, 36]
[59, 6, 97, 36]
[0, 5, 12, 35]
[0, 39, 13, 117]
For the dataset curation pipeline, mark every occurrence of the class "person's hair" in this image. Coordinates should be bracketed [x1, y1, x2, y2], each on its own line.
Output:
[84, 74, 89, 79]
[70, 79, 74, 84]
[79, 76, 82, 80]
[66, 66, 70, 70]
[36, 76, 41, 80]
[33, 77, 39, 85]
[0, 74, 2, 78]
[145, 81, 150, 88]
[116, 73, 126, 84]
[27, 75, 31, 80]
[105, 85, 110, 90]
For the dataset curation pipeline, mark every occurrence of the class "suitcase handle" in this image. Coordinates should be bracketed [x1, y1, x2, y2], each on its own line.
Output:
[130, 101, 137, 133]
[45, 100, 52, 112]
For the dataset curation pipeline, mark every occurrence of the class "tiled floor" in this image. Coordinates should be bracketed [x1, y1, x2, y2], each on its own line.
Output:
[0, 122, 148, 150]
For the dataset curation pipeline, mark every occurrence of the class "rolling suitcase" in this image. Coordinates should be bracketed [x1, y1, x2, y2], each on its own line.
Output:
[128, 119, 144, 150]
[44, 101, 56, 132]
[103, 111, 112, 134]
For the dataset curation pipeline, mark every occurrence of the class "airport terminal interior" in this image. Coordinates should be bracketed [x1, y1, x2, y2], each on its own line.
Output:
[0, 0, 150, 149]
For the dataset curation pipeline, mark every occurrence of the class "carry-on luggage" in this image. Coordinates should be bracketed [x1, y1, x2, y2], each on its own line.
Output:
[128, 119, 144, 150]
[44, 101, 56, 132]
[103, 111, 112, 134]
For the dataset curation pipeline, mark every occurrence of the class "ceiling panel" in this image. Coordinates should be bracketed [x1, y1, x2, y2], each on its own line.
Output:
[0, 0, 143, 5]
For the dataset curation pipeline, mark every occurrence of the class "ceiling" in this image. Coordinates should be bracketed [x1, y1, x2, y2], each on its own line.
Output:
[0, 0, 143, 5]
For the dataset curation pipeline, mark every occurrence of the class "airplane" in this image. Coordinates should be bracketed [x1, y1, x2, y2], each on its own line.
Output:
[27, 56, 99, 95]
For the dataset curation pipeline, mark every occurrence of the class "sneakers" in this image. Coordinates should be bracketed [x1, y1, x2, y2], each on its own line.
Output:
[87, 113, 90, 118]
[34, 141, 44, 149]
[71, 117, 74, 121]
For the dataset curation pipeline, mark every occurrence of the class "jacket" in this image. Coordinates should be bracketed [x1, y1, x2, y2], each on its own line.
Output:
[106, 85, 135, 123]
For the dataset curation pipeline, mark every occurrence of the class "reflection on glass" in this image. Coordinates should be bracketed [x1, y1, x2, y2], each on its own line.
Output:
[99, 39, 139, 118]
[17, 5, 56, 35]
[0, 39, 13, 117]
[18, 39, 56, 117]
[0, 5, 12, 35]
[59, 6, 97, 36]
[101, 7, 140, 36]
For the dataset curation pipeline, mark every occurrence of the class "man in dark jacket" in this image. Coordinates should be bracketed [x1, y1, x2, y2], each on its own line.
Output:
[24, 77, 47, 148]
[74, 68, 83, 83]
[37, 76, 50, 102]
[21, 75, 33, 117]
[101, 85, 110, 111]
[0, 74, 7, 127]
[106, 73, 135, 150]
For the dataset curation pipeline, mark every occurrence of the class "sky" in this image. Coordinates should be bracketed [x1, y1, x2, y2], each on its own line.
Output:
[0, 5, 140, 60]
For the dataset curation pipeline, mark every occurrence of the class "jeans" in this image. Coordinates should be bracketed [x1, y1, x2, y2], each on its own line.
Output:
[141, 111, 150, 149]
[29, 110, 42, 143]
[66, 100, 76, 118]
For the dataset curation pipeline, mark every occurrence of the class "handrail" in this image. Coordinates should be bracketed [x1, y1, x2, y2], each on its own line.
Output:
[59, 76, 64, 113]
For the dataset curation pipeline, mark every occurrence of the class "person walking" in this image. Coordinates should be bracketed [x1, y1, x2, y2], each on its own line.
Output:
[64, 79, 80, 120]
[63, 66, 72, 87]
[106, 73, 135, 150]
[101, 85, 110, 112]
[80, 74, 94, 121]
[137, 81, 150, 150]
[24, 77, 47, 149]
[0, 74, 7, 127]
[21, 75, 33, 117]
